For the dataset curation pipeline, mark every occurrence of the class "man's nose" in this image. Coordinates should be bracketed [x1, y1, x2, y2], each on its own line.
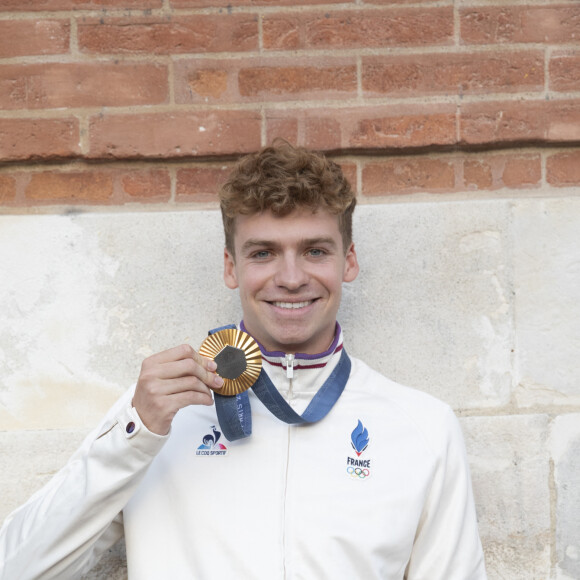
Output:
[274, 255, 309, 289]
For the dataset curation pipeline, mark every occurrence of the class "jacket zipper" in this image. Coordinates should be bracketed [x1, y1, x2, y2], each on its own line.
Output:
[282, 353, 295, 578]
[285, 353, 295, 381]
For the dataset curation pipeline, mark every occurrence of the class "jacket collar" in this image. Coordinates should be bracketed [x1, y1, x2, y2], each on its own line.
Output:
[239, 320, 344, 373]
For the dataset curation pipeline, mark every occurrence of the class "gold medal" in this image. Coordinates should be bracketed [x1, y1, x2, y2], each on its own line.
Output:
[199, 329, 262, 396]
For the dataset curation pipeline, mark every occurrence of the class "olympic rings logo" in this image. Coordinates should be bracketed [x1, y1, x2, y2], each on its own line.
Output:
[346, 466, 370, 479]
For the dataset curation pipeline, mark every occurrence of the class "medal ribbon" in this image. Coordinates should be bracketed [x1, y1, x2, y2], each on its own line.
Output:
[210, 325, 351, 442]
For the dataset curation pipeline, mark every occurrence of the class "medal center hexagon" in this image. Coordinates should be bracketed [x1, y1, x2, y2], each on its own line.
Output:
[215, 345, 247, 380]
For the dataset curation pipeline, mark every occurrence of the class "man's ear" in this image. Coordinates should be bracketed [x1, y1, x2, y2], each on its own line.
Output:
[343, 243, 359, 283]
[223, 248, 239, 289]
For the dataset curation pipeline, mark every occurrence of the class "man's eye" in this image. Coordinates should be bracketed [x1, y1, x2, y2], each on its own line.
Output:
[253, 250, 270, 259]
[308, 248, 325, 257]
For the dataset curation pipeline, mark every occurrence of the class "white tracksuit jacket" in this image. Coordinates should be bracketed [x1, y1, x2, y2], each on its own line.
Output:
[0, 332, 487, 579]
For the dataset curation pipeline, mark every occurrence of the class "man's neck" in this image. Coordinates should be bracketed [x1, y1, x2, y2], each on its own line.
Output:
[239, 320, 342, 360]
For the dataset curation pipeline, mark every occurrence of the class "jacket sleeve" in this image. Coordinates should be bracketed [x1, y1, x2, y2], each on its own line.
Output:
[405, 406, 487, 580]
[0, 389, 168, 580]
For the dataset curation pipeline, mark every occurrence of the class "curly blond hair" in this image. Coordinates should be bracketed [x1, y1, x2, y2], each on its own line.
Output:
[219, 140, 356, 254]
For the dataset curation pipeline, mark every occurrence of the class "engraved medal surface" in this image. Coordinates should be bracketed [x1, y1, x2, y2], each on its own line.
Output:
[199, 329, 262, 396]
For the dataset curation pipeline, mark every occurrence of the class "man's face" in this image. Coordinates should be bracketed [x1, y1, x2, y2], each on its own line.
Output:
[223, 207, 359, 354]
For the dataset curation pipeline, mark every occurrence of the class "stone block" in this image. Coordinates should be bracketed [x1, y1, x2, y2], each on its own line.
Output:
[461, 415, 552, 579]
[551, 414, 580, 580]
[513, 199, 580, 406]
[345, 201, 514, 409]
[0, 212, 237, 430]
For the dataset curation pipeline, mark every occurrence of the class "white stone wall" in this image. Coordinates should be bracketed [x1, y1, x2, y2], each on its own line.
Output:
[1, 197, 579, 579]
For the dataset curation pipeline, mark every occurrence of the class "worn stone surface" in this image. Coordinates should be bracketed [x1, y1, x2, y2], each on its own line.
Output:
[461, 415, 552, 579]
[0, 212, 236, 430]
[513, 199, 580, 407]
[345, 201, 514, 410]
[551, 414, 580, 580]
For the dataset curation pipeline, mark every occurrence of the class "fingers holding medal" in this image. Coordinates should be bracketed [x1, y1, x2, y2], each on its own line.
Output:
[199, 329, 262, 396]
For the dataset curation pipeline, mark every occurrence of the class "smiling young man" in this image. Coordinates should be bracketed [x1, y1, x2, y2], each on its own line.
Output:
[223, 208, 359, 354]
[0, 142, 487, 579]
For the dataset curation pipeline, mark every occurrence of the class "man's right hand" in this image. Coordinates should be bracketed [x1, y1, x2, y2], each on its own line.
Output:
[132, 344, 224, 436]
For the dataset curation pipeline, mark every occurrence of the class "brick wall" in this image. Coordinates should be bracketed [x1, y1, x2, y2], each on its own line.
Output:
[1, 0, 579, 209]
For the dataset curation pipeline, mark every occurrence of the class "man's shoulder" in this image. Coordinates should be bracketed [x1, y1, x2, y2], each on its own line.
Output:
[346, 355, 460, 445]
[348, 355, 447, 407]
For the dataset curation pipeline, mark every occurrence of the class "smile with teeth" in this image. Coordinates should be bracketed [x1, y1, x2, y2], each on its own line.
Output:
[271, 300, 314, 309]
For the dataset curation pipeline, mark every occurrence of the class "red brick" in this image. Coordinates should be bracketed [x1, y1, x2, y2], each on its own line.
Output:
[121, 170, 171, 200]
[238, 62, 357, 99]
[78, 15, 258, 55]
[266, 105, 457, 152]
[304, 118, 343, 151]
[175, 57, 357, 104]
[176, 166, 232, 202]
[463, 159, 493, 190]
[363, 0, 440, 3]
[170, 0, 343, 6]
[263, 18, 300, 50]
[263, 8, 453, 50]
[362, 158, 455, 195]
[25, 171, 114, 203]
[461, 6, 580, 45]
[550, 52, 580, 92]
[179, 66, 230, 101]
[0, 20, 69, 58]
[347, 106, 456, 150]
[502, 155, 541, 188]
[266, 116, 299, 145]
[463, 154, 541, 190]
[0, 175, 17, 203]
[0, 0, 160, 10]
[89, 111, 262, 159]
[363, 51, 544, 97]
[547, 151, 580, 186]
[0, 118, 80, 161]
[461, 100, 580, 146]
[0, 63, 168, 110]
